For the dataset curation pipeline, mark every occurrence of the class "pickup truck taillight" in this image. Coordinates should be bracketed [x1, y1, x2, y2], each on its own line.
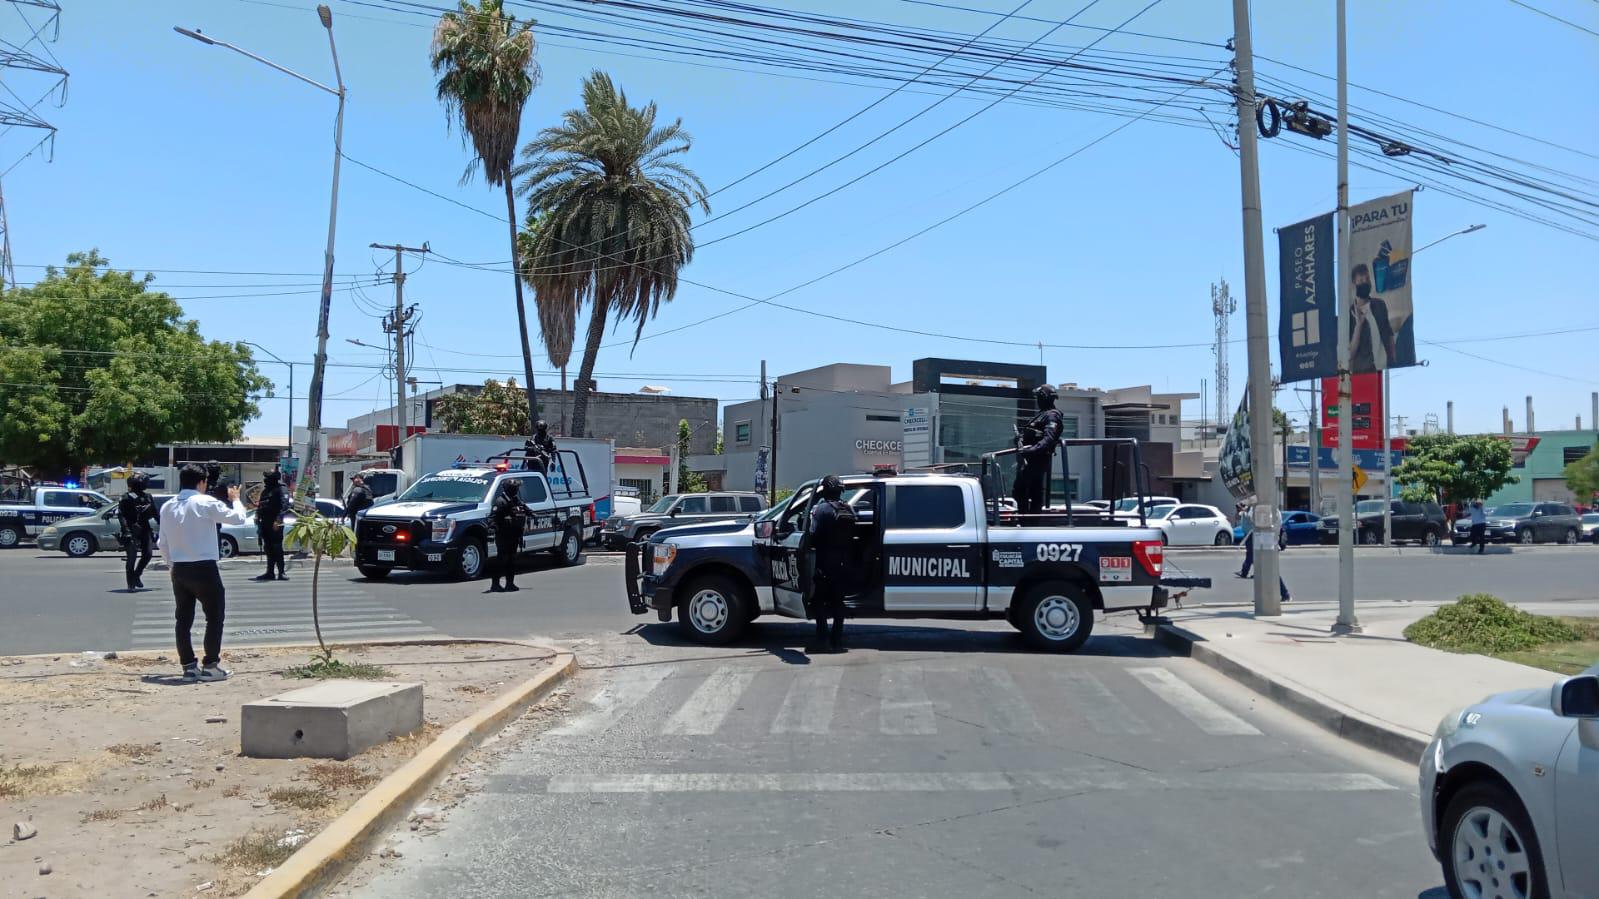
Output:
[1132, 539, 1163, 578]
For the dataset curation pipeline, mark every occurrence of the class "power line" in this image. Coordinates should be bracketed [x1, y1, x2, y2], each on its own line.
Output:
[1504, 0, 1599, 38]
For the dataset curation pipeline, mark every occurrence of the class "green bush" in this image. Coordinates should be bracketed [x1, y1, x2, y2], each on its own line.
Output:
[1404, 594, 1581, 654]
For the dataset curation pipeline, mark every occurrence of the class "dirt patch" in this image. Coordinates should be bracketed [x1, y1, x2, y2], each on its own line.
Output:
[0, 642, 555, 897]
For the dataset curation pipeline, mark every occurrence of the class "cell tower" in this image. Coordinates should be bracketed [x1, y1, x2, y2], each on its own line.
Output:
[0, 0, 66, 288]
[1211, 278, 1235, 438]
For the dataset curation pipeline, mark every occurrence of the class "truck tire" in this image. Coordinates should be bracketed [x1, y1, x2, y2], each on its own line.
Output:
[0, 525, 20, 548]
[1015, 580, 1094, 653]
[1518, 528, 1535, 545]
[676, 573, 748, 645]
[357, 565, 391, 580]
[1562, 527, 1579, 545]
[63, 532, 98, 558]
[550, 525, 583, 567]
[454, 538, 487, 581]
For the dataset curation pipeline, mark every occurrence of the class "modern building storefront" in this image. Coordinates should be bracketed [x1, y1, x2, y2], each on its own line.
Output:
[1486, 429, 1599, 506]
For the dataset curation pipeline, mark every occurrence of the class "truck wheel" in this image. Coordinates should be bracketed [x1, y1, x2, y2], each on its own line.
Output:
[1423, 529, 1441, 547]
[1562, 528, 1579, 545]
[0, 525, 20, 548]
[1361, 529, 1382, 546]
[218, 535, 238, 559]
[1518, 528, 1536, 545]
[455, 538, 486, 580]
[64, 532, 98, 558]
[551, 525, 583, 567]
[676, 573, 748, 645]
[357, 565, 391, 580]
[1016, 581, 1094, 652]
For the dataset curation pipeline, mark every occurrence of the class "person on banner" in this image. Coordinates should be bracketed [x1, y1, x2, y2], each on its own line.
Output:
[1013, 385, 1064, 520]
[801, 475, 857, 654]
[1348, 263, 1398, 373]
[117, 473, 159, 591]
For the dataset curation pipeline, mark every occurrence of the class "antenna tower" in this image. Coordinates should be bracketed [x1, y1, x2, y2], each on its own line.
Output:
[1211, 279, 1235, 438]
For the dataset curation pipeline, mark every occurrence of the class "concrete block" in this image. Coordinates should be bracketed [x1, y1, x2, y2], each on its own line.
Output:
[241, 680, 423, 760]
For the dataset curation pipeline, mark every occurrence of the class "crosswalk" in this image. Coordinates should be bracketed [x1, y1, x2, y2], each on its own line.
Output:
[127, 573, 442, 650]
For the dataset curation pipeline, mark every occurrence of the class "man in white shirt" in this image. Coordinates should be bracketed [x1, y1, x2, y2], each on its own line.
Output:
[157, 464, 249, 681]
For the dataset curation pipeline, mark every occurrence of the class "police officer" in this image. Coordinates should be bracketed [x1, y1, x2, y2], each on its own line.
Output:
[489, 479, 531, 593]
[524, 420, 558, 474]
[344, 475, 374, 530]
[1013, 384, 1065, 519]
[204, 461, 233, 507]
[117, 473, 159, 591]
[802, 474, 857, 653]
[254, 468, 290, 581]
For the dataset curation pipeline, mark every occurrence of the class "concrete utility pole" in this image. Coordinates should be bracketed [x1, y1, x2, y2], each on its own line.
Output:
[1382, 370, 1392, 544]
[1230, 0, 1280, 616]
[371, 242, 427, 443]
[1447, 400, 1454, 435]
[1309, 380, 1322, 513]
[770, 378, 781, 505]
[1332, 0, 1360, 633]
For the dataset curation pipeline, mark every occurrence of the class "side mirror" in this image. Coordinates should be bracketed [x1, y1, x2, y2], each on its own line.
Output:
[754, 520, 774, 540]
[669, 507, 679, 517]
[1553, 675, 1599, 719]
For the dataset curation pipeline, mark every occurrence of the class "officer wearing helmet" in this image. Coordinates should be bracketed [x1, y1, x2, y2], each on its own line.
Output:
[802, 474, 857, 653]
[117, 472, 159, 591]
[489, 478, 532, 592]
[1013, 384, 1065, 519]
[525, 420, 558, 475]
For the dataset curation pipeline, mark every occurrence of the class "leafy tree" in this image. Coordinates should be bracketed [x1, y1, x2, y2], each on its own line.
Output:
[1565, 442, 1599, 504]
[0, 251, 268, 476]
[1394, 433, 1518, 505]
[285, 511, 357, 663]
[674, 418, 707, 493]
[433, 378, 533, 435]
[517, 71, 709, 438]
[1271, 407, 1293, 437]
[432, 0, 542, 428]
[713, 428, 724, 455]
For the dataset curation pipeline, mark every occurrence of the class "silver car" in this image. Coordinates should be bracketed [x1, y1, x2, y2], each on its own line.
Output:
[1420, 666, 1599, 898]
[219, 499, 345, 558]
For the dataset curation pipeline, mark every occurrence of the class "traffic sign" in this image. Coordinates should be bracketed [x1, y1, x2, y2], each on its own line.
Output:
[1351, 466, 1369, 492]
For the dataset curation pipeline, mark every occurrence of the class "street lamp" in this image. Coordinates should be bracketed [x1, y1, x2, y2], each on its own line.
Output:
[175, 5, 345, 503]
[1414, 223, 1486, 256]
[243, 341, 295, 456]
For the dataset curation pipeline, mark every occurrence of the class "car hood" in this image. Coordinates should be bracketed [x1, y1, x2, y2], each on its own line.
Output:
[51, 512, 106, 528]
[618, 513, 672, 526]
[650, 519, 754, 542]
[1478, 685, 1552, 713]
[363, 501, 478, 519]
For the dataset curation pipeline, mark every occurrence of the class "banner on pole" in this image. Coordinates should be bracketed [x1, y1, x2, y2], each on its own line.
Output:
[753, 445, 770, 495]
[1219, 392, 1254, 499]
[1277, 212, 1337, 382]
[1346, 190, 1417, 372]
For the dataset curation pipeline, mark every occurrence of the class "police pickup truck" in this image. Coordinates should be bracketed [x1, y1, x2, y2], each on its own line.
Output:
[0, 486, 114, 548]
[625, 439, 1205, 652]
[354, 449, 595, 581]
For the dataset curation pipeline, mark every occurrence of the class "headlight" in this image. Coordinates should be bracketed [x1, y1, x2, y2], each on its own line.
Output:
[1434, 706, 1469, 740]
[40, 526, 57, 536]
[430, 519, 454, 542]
[651, 542, 677, 573]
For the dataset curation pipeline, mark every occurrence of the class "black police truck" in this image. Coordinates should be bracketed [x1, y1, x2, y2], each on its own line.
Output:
[624, 439, 1206, 652]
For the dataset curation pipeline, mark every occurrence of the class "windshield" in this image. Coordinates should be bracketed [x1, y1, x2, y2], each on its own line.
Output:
[363, 472, 398, 496]
[1355, 500, 1387, 515]
[396, 474, 492, 504]
[647, 495, 680, 514]
[1147, 505, 1177, 520]
[1495, 502, 1534, 517]
[1113, 498, 1145, 512]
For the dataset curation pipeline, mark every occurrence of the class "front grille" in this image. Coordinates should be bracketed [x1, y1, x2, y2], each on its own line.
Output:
[359, 518, 426, 544]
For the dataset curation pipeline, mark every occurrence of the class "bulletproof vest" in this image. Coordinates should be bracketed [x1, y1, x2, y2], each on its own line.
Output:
[811, 500, 856, 563]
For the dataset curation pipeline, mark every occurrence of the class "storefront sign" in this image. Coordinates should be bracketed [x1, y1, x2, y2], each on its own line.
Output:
[855, 439, 903, 455]
[1321, 373, 1383, 450]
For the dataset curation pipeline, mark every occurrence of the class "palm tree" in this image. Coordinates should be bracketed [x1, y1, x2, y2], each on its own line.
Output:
[516, 71, 708, 438]
[431, 0, 542, 428]
[518, 218, 575, 434]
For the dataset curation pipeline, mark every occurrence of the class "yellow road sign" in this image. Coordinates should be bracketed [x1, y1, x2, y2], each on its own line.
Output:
[1351, 466, 1369, 492]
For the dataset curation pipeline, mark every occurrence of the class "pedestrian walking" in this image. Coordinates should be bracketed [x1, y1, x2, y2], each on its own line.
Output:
[254, 468, 290, 581]
[1469, 500, 1488, 555]
[157, 463, 248, 682]
[343, 474, 374, 529]
[488, 478, 530, 593]
[1234, 505, 1290, 602]
[802, 474, 858, 653]
[117, 473, 159, 591]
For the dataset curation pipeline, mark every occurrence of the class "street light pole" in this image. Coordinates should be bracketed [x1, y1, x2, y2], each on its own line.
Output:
[174, 4, 344, 501]
[1333, 0, 1361, 634]
[243, 342, 294, 464]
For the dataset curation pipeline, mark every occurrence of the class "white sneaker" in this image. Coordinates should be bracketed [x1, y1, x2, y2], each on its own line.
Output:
[182, 664, 200, 681]
[197, 664, 231, 682]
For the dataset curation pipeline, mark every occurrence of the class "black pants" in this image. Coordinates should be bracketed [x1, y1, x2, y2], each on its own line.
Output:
[123, 528, 152, 589]
[171, 561, 225, 668]
[1470, 523, 1487, 553]
[492, 535, 521, 587]
[810, 573, 847, 648]
[260, 524, 286, 577]
[1012, 460, 1048, 518]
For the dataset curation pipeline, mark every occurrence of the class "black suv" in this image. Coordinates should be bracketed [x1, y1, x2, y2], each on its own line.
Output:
[1453, 501, 1584, 545]
[1319, 499, 1448, 546]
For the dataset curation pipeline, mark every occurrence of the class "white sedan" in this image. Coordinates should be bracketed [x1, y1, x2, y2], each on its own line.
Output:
[218, 499, 345, 558]
[1146, 503, 1233, 546]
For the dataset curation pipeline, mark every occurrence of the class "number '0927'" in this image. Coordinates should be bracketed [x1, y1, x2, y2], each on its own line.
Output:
[1034, 543, 1081, 562]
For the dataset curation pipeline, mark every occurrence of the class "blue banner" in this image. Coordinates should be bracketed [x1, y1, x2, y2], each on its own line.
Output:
[1286, 445, 1402, 470]
[1277, 212, 1338, 383]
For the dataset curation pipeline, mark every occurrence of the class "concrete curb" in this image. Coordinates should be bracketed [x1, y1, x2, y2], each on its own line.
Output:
[1154, 623, 1429, 763]
[242, 649, 578, 899]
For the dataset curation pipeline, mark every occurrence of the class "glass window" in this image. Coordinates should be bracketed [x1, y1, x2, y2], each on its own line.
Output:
[709, 495, 738, 513]
[517, 476, 548, 504]
[1550, 504, 1574, 516]
[889, 484, 966, 529]
[399, 475, 492, 504]
[41, 491, 75, 507]
[734, 421, 752, 445]
[1496, 503, 1534, 517]
[678, 496, 709, 514]
[1564, 446, 1591, 465]
[647, 494, 679, 513]
[315, 500, 343, 517]
[739, 495, 763, 512]
[362, 472, 398, 497]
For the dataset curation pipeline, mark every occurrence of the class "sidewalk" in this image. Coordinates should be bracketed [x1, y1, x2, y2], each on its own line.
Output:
[1154, 599, 1567, 761]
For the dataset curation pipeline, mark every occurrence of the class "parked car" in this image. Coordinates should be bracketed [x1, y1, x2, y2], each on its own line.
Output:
[600, 491, 766, 548]
[1420, 665, 1599, 898]
[1319, 499, 1448, 545]
[0, 486, 113, 548]
[36, 495, 176, 557]
[1146, 503, 1232, 546]
[219, 499, 345, 558]
[1582, 512, 1599, 543]
[1110, 495, 1180, 518]
[1453, 501, 1583, 546]
[1232, 510, 1322, 547]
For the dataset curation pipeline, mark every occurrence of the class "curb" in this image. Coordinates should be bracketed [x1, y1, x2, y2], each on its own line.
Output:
[1154, 623, 1429, 763]
[243, 649, 578, 899]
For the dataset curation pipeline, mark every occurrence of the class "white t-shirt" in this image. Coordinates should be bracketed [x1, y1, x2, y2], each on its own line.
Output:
[158, 489, 249, 564]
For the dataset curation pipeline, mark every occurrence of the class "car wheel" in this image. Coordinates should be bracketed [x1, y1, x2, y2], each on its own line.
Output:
[551, 525, 583, 567]
[1423, 529, 1441, 547]
[635, 527, 659, 544]
[1441, 780, 1549, 899]
[63, 532, 98, 558]
[1562, 528, 1578, 545]
[1518, 528, 1535, 545]
[218, 535, 238, 559]
[1016, 580, 1094, 653]
[0, 525, 20, 548]
[676, 573, 748, 645]
[356, 564, 391, 580]
[1213, 530, 1231, 546]
[455, 538, 486, 580]
[1361, 529, 1381, 546]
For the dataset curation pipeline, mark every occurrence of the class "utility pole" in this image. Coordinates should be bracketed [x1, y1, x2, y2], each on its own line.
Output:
[770, 377, 781, 506]
[1382, 369, 1392, 545]
[371, 242, 427, 446]
[1332, 0, 1361, 634]
[1309, 379, 1322, 513]
[1231, 0, 1280, 617]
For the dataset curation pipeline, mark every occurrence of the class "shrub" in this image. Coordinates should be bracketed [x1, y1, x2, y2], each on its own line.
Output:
[1404, 594, 1581, 654]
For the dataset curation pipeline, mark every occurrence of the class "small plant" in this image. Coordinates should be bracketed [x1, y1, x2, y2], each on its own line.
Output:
[138, 793, 170, 812]
[215, 830, 299, 870]
[284, 656, 393, 680]
[284, 511, 358, 663]
[82, 808, 123, 823]
[307, 761, 377, 792]
[107, 743, 159, 760]
[221, 784, 245, 799]
[0, 763, 57, 798]
[1405, 594, 1582, 654]
[188, 778, 215, 790]
[267, 786, 332, 810]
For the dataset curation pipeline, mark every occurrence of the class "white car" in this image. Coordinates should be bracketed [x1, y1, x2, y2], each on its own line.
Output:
[1146, 503, 1233, 546]
[218, 499, 345, 558]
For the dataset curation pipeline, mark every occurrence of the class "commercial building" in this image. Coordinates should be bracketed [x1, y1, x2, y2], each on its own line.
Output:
[1486, 429, 1599, 506]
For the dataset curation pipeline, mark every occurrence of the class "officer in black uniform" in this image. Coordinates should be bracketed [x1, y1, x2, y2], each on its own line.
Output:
[802, 474, 857, 653]
[1013, 384, 1065, 520]
[117, 473, 159, 591]
[524, 420, 558, 474]
[489, 479, 531, 593]
[254, 468, 290, 581]
[204, 461, 233, 507]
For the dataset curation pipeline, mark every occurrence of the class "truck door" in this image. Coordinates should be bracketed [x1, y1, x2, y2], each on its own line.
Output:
[759, 484, 814, 618]
[518, 475, 561, 550]
[882, 482, 981, 611]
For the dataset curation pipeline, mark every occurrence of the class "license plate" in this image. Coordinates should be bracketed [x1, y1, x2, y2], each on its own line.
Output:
[377, 550, 395, 561]
[427, 553, 442, 562]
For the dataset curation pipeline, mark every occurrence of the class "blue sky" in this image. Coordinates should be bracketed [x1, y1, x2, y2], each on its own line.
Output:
[4, 0, 1596, 441]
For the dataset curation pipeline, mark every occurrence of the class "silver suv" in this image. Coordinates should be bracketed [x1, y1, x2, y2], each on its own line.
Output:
[600, 492, 766, 548]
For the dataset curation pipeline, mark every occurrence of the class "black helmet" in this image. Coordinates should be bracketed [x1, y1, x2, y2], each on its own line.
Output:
[205, 460, 223, 480]
[264, 468, 281, 485]
[1033, 384, 1059, 400]
[819, 474, 845, 500]
[127, 472, 148, 492]
[503, 479, 521, 496]
[534, 420, 548, 433]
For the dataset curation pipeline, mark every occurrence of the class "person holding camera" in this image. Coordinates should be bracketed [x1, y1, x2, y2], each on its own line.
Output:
[157, 464, 249, 681]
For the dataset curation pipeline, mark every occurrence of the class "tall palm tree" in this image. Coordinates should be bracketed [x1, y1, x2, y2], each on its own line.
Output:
[431, 0, 541, 428]
[517, 71, 708, 438]
[517, 218, 575, 433]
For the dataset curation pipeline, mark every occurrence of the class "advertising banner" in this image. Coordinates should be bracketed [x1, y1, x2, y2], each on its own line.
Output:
[1346, 190, 1417, 372]
[1218, 392, 1254, 499]
[1277, 212, 1338, 382]
[1320, 373, 1384, 450]
[753, 445, 770, 495]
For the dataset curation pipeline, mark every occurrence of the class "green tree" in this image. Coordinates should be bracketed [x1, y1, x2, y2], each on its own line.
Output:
[1394, 433, 1518, 505]
[285, 511, 357, 662]
[675, 418, 707, 493]
[433, 378, 533, 435]
[431, 0, 542, 428]
[1565, 442, 1599, 504]
[517, 71, 709, 438]
[0, 251, 268, 476]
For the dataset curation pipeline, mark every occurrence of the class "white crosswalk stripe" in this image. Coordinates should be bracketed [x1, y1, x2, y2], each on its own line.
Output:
[662, 666, 758, 735]
[771, 667, 844, 735]
[971, 667, 1043, 734]
[550, 666, 677, 737]
[126, 577, 441, 649]
[1127, 667, 1262, 736]
[1052, 670, 1152, 735]
[878, 666, 937, 735]
[541, 771, 1395, 794]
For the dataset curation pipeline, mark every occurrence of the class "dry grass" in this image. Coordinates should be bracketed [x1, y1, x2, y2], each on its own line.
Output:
[221, 784, 245, 799]
[266, 786, 332, 810]
[453, 683, 487, 694]
[189, 778, 215, 790]
[0, 763, 56, 798]
[107, 742, 159, 760]
[138, 793, 169, 812]
[82, 807, 123, 823]
[306, 761, 377, 793]
[215, 830, 299, 871]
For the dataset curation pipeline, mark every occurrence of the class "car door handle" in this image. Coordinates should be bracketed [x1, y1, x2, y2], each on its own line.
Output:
[946, 544, 972, 549]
